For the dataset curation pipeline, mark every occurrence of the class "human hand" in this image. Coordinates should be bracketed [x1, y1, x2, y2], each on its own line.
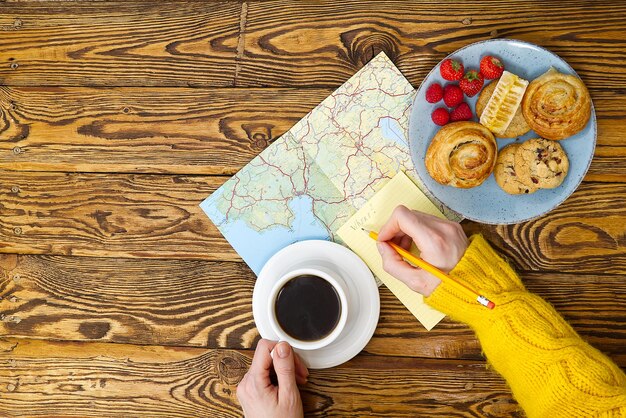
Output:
[376, 205, 468, 297]
[237, 339, 308, 418]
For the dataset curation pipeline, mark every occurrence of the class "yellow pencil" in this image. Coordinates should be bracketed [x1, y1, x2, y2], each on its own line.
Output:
[364, 229, 495, 309]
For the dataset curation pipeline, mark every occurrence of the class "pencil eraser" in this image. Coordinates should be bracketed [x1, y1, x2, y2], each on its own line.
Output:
[487, 301, 495, 309]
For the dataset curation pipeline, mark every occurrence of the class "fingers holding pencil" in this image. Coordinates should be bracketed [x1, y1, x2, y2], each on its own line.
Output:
[376, 240, 441, 296]
[378, 206, 467, 256]
[377, 205, 468, 276]
[373, 206, 495, 309]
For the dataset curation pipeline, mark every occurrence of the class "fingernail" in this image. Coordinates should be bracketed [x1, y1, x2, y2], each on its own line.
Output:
[376, 242, 386, 254]
[277, 342, 290, 358]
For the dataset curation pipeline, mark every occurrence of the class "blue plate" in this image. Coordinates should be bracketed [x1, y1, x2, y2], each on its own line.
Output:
[408, 39, 596, 224]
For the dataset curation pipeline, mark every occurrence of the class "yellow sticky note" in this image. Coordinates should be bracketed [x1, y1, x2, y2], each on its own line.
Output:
[337, 171, 447, 330]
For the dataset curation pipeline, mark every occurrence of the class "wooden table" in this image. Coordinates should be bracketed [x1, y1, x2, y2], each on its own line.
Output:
[1, 1, 624, 416]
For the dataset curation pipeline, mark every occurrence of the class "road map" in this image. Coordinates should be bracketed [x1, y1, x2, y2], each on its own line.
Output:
[200, 52, 455, 274]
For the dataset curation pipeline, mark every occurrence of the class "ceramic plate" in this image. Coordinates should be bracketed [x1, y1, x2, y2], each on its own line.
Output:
[408, 39, 596, 224]
[253, 240, 379, 369]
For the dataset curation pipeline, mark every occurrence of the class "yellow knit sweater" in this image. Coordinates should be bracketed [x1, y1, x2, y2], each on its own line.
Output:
[425, 235, 626, 417]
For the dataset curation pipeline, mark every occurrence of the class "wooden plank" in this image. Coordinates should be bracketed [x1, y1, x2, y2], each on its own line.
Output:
[1, 86, 624, 180]
[239, 1, 626, 89]
[2, 172, 625, 272]
[1, 2, 625, 89]
[0, 254, 256, 348]
[0, 337, 522, 417]
[0, 2, 240, 87]
[1, 254, 625, 365]
[0, 86, 318, 175]
[0, 171, 237, 260]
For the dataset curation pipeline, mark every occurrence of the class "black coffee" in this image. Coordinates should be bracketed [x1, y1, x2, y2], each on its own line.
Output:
[274, 274, 341, 342]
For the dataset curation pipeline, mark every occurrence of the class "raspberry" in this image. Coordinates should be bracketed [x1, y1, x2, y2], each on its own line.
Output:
[425, 83, 443, 103]
[450, 102, 473, 121]
[431, 107, 450, 126]
[443, 84, 464, 108]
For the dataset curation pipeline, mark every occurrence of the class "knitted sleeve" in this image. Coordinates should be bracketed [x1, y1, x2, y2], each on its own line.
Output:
[425, 235, 626, 418]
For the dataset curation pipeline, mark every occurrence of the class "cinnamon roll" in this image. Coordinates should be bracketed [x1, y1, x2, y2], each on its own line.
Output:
[522, 68, 591, 140]
[425, 121, 497, 188]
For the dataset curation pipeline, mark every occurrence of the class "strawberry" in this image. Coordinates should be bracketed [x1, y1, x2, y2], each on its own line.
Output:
[480, 55, 504, 79]
[459, 70, 484, 97]
[425, 83, 443, 103]
[450, 102, 473, 121]
[443, 84, 463, 108]
[439, 58, 464, 81]
[431, 107, 450, 126]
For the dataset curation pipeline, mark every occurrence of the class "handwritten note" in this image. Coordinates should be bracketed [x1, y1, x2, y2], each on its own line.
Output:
[337, 172, 447, 330]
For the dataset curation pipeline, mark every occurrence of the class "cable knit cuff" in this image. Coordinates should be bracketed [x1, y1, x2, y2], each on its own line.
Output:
[425, 234, 526, 329]
[426, 235, 626, 416]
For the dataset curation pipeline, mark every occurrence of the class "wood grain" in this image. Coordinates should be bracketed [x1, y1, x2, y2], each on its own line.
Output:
[373, 272, 626, 365]
[0, 254, 257, 348]
[1, 2, 626, 89]
[0, 171, 237, 260]
[0, 1, 624, 416]
[239, 1, 626, 89]
[0, 2, 240, 87]
[1, 86, 624, 180]
[2, 172, 625, 273]
[0, 337, 522, 417]
[1, 254, 624, 366]
[0, 86, 318, 175]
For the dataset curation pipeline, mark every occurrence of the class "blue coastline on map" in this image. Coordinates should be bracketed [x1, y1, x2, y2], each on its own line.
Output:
[200, 116, 409, 275]
[200, 194, 330, 274]
[380, 117, 408, 147]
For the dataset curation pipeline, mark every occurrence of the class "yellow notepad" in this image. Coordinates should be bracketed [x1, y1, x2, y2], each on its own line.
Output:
[337, 172, 447, 330]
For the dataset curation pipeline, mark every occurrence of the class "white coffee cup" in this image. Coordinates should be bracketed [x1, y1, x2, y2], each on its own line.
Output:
[267, 266, 349, 350]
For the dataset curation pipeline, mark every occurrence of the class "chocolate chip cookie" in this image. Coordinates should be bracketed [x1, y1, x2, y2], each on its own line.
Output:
[514, 138, 569, 189]
[495, 143, 539, 195]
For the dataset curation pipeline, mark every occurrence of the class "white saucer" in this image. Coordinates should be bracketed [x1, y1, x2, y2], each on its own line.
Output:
[253, 240, 380, 369]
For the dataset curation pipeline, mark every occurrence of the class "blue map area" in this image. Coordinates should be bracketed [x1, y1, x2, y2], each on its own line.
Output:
[379, 117, 408, 147]
[201, 194, 330, 274]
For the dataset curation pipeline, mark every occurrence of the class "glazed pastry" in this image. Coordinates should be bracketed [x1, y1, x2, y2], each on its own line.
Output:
[494, 144, 538, 195]
[476, 79, 531, 138]
[514, 138, 569, 189]
[479, 71, 529, 136]
[522, 68, 591, 140]
[425, 121, 497, 188]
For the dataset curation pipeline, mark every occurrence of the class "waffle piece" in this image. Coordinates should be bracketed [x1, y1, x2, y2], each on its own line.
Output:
[479, 71, 529, 136]
[476, 79, 531, 138]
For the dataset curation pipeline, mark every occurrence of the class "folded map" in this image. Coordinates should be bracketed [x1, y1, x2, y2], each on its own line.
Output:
[200, 52, 457, 275]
